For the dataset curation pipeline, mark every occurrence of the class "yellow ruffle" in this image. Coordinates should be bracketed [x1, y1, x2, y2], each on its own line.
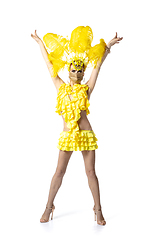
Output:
[56, 83, 90, 134]
[57, 130, 98, 151]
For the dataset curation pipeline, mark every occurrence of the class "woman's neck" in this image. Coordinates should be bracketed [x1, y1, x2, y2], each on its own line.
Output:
[69, 80, 82, 87]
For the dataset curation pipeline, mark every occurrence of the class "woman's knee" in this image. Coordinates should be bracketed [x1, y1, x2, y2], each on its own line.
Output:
[55, 168, 66, 178]
[86, 169, 97, 179]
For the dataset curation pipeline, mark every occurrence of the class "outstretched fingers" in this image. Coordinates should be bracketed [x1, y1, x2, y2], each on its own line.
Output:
[31, 30, 41, 43]
[31, 30, 37, 37]
[115, 34, 123, 44]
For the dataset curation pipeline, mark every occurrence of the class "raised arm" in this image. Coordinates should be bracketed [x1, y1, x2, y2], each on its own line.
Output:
[86, 32, 123, 96]
[31, 30, 64, 91]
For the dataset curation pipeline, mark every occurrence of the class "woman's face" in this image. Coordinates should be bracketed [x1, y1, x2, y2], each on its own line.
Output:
[69, 64, 84, 83]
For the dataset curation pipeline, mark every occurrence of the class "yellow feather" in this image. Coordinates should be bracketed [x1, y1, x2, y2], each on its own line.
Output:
[43, 33, 69, 58]
[69, 26, 93, 54]
[42, 26, 106, 75]
[88, 39, 106, 66]
[48, 52, 66, 78]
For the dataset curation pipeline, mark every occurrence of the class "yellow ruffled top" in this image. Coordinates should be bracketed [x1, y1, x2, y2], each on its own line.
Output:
[56, 83, 90, 135]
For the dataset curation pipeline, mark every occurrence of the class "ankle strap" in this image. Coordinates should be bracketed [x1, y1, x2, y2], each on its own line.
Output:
[46, 205, 55, 210]
[93, 207, 102, 212]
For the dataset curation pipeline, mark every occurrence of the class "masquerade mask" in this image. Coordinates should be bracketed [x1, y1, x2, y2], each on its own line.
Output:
[72, 60, 84, 71]
[69, 60, 84, 81]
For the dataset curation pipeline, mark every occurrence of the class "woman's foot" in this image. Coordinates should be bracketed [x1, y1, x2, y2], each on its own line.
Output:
[40, 205, 55, 223]
[93, 206, 106, 226]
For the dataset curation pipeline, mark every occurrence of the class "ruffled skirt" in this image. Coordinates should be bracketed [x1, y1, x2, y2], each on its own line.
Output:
[57, 130, 98, 151]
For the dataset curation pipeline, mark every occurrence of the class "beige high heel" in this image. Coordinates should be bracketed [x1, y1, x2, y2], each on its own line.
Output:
[40, 205, 55, 223]
[93, 207, 106, 226]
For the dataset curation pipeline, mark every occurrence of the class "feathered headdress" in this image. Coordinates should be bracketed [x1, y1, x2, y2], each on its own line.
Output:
[43, 26, 107, 78]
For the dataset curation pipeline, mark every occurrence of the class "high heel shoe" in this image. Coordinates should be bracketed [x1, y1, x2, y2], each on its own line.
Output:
[40, 204, 55, 223]
[93, 206, 106, 226]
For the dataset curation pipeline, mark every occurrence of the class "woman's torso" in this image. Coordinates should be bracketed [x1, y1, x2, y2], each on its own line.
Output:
[57, 83, 93, 132]
[62, 110, 93, 131]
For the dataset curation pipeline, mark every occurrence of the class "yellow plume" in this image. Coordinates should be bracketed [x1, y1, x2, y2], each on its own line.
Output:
[43, 33, 69, 58]
[88, 39, 106, 67]
[69, 26, 93, 54]
[42, 26, 107, 77]
[43, 33, 69, 77]
[48, 53, 67, 78]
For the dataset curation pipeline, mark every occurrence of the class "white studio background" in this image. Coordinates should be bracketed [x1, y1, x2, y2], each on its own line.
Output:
[0, 0, 160, 239]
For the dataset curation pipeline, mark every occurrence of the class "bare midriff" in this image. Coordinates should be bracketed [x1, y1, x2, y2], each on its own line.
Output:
[61, 110, 93, 132]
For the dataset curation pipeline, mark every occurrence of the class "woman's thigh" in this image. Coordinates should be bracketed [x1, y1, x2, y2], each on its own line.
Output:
[55, 150, 73, 176]
[81, 150, 96, 175]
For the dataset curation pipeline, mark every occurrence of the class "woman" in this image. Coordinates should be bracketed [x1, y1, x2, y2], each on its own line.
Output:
[31, 26, 123, 226]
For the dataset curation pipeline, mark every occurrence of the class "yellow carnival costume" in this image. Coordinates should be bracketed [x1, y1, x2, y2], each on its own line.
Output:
[56, 83, 98, 151]
[43, 26, 109, 151]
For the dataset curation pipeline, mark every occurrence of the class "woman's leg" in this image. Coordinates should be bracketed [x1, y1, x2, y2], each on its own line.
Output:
[81, 150, 105, 224]
[46, 150, 73, 207]
[40, 150, 73, 222]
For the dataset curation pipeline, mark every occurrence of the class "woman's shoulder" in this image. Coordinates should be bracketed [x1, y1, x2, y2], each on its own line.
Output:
[57, 82, 66, 92]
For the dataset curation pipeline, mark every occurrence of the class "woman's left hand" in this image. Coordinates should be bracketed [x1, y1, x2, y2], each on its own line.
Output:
[107, 32, 123, 49]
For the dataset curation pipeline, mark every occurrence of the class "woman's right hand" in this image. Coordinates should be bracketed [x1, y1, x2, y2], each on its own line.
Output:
[31, 30, 42, 44]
